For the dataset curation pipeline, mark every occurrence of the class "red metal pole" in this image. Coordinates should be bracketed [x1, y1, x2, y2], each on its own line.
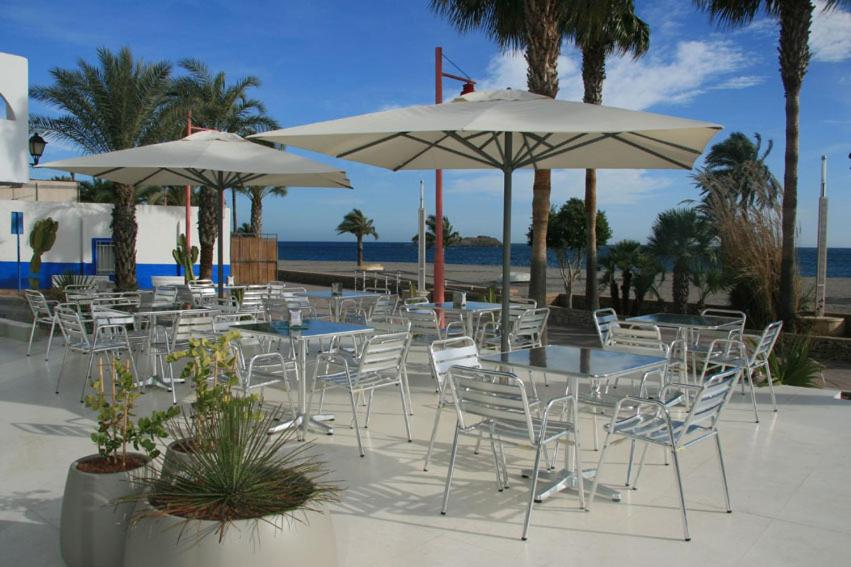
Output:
[434, 47, 445, 305]
[185, 112, 192, 252]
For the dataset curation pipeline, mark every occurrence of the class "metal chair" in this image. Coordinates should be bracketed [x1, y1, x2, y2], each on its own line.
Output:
[152, 286, 179, 306]
[366, 294, 398, 322]
[403, 308, 464, 343]
[237, 285, 270, 320]
[24, 289, 59, 360]
[54, 304, 139, 402]
[593, 308, 620, 346]
[477, 307, 549, 352]
[150, 310, 216, 404]
[423, 337, 481, 471]
[309, 332, 412, 457]
[231, 333, 299, 417]
[588, 366, 742, 541]
[441, 365, 584, 540]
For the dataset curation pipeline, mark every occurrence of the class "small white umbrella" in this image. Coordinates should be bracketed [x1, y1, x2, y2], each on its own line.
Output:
[254, 90, 722, 350]
[40, 130, 351, 293]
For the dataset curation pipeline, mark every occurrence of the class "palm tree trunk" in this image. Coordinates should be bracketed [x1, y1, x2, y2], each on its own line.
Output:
[621, 269, 632, 315]
[583, 43, 605, 310]
[524, 0, 560, 308]
[609, 278, 620, 313]
[777, 0, 812, 326]
[111, 183, 137, 290]
[198, 186, 218, 280]
[250, 191, 262, 235]
[673, 262, 689, 314]
[357, 236, 364, 267]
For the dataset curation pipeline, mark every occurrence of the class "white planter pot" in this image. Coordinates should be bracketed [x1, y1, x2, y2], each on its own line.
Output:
[60, 454, 149, 567]
[124, 504, 337, 567]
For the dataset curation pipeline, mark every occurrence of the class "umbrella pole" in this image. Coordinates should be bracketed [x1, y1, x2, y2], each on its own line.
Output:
[500, 133, 513, 354]
[217, 177, 225, 297]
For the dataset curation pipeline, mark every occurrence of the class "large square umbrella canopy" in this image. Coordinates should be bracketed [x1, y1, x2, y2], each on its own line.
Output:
[253, 89, 722, 350]
[40, 130, 352, 293]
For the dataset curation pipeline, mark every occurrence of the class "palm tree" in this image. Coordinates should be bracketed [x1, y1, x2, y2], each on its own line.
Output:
[430, 0, 584, 309]
[170, 59, 279, 279]
[31, 47, 173, 289]
[607, 239, 643, 314]
[698, 131, 780, 209]
[565, 0, 649, 310]
[412, 215, 462, 248]
[631, 251, 664, 315]
[648, 208, 714, 313]
[694, 0, 850, 324]
[239, 186, 287, 235]
[336, 209, 379, 266]
[235, 222, 254, 235]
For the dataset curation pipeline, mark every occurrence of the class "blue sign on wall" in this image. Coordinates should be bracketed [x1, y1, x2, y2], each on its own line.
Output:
[10, 211, 23, 235]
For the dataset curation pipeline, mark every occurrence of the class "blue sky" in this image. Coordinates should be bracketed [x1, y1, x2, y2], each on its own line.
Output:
[5, 0, 851, 245]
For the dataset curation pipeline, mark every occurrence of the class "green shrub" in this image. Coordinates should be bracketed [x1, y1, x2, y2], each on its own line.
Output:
[768, 335, 823, 388]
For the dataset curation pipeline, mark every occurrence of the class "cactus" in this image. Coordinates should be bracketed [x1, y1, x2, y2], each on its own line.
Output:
[28, 217, 59, 289]
[172, 233, 199, 283]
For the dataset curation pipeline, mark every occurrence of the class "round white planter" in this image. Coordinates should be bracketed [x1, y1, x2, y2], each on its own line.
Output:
[124, 505, 337, 567]
[60, 453, 149, 567]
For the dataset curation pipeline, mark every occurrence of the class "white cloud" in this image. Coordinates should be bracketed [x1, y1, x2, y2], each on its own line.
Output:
[476, 38, 760, 112]
[811, 0, 851, 62]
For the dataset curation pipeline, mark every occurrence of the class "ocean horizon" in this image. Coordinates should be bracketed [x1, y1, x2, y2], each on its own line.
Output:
[278, 241, 851, 278]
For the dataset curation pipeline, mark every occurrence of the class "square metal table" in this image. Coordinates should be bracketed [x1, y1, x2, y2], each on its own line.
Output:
[421, 301, 525, 336]
[235, 320, 373, 437]
[482, 345, 667, 503]
[626, 313, 740, 333]
[306, 290, 381, 321]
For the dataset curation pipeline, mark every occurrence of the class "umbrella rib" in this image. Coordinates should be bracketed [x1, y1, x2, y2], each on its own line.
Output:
[521, 132, 556, 150]
[629, 132, 706, 155]
[441, 131, 503, 168]
[475, 132, 502, 154]
[165, 168, 211, 186]
[514, 133, 606, 168]
[610, 134, 693, 169]
[517, 133, 554, 167]
[398, 132, 499, 169]
[91, 166, 125, 179]
[337, 132, 407, 159]
[392, 133, 452, 171]
[132, 168, 166, 188]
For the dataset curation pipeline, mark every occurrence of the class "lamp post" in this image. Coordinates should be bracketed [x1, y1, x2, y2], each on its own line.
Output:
[28, 133, 47, 166]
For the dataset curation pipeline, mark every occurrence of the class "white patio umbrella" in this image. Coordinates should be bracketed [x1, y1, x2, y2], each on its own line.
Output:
[253, 89, 722, 351]
[40, 130, 351, 294]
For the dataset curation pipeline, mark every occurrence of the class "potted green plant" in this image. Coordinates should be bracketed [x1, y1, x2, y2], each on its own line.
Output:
[160, 331, 241, 474]
[60, 359, 179, 567]
[123, 396, 339, 566]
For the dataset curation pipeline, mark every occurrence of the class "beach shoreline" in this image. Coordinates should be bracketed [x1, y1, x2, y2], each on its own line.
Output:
[280, 259, 851, 314]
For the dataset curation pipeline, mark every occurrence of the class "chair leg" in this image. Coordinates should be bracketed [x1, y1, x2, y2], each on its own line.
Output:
[670, 447, 691, 541]
[402, 366, 414, 416]
[441, 426, 461, 515]
[764, 363, 778, 413]
[26, 319, 38, 357]
[364, 389, 374, 428]
[45, 318, 57, 361]
[625, 440, 636, 487]
[473, 430, 483, 455]
[522, 442, 546, 541]
[347, 387, 365, 457]
[631, 442, 651, 490]
[399, 382, 413, 443]
[746, 367, 759, 423]
[55, 347, 70, 394]
[715, 433, 732, 513]
[488, 430, 504, 492]
[81, 351, 97, 403]
[424, 387, 446, 471]
[587, 430, 613, 510]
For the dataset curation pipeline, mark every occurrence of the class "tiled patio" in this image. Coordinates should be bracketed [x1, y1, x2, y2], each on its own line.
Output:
[1, 334, 849, 566]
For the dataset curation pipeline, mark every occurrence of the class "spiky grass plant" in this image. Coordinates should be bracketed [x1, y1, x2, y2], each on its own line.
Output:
[769, 334, 823, 388]
[131, 398, 338, 541]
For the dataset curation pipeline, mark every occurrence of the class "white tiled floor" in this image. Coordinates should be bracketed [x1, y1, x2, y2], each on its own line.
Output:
[1, 336, 849, 566]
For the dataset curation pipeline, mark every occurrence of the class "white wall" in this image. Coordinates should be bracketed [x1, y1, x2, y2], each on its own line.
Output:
[0, 53, 29, 184]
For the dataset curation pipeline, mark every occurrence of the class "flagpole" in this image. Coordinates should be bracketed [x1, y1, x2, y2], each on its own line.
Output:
[815, 155, 828, 317]
[418, 179, 426, 293]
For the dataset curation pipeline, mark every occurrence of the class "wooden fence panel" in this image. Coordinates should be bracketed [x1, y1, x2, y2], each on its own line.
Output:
[230, 235, 277, 284]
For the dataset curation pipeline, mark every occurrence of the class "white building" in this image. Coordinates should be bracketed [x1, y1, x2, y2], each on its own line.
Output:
[0, 51, 230, 289]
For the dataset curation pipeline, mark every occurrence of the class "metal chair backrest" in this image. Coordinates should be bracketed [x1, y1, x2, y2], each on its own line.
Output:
[369, 294, 398, 321]
[188, 280, 217, 305]
[403, 308, 440, 338]
[751, 320, 783, 364]
[429, 337, 480, 391]
[404, 296, 429, 307]
[680, 367, 741, 437]
[171, 310, 215, 346]
[284, 294, 313, 313]
[153, 286, 179, 305]
[24, 289, 51, 319]
[240, 285, 269, 310]
[91, 293, 141, 309]
[511, 307, 549, 347]
[268, 281, 287, 298]
[593, 308, 620, 346]
[448, 365, 535, 444]
[356, 332, 410, 378]
[607, 324, 664, 353]
[509, 297, 536, 319]
[280, 287, 307, 298]
[55, 304, 90, 347]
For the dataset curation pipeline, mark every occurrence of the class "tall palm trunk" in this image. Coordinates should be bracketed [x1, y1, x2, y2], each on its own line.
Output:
[609, 277, 620, 313]
[198, 186, 218, 280]
[777, 0, 811, 326]
[582, 43, 605, 310]
[356, 235, 364, 266]
[250, 191, 263, 235]
[112, 184, 137, 290]
[525, 0, 561, 308]
[672, 260, 690, 314]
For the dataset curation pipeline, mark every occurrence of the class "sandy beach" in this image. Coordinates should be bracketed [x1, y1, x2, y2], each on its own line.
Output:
[280, 259, 851, 314]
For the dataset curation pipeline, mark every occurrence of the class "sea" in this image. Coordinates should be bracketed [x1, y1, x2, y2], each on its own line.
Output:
[278, 242, 851, 278]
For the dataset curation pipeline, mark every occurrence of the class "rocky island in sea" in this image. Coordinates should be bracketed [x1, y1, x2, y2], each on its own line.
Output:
[456, 235, 500, 247]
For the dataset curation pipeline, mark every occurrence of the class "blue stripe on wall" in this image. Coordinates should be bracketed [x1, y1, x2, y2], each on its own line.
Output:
[0, 262, 229, 290]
